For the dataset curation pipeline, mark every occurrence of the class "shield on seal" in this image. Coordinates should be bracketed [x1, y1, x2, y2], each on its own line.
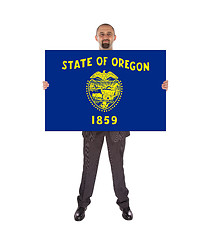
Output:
[86, 70, 123, 112]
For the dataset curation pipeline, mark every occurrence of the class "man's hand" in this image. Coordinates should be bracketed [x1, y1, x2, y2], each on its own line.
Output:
[162, 80, 168, 91]
[43, 81, 49, 90]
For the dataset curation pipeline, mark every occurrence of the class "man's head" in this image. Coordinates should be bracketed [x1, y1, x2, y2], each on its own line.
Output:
[95, 23, 116, 50]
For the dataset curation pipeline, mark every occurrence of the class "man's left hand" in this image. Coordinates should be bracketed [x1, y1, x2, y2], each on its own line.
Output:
[162, 80, 168, 91]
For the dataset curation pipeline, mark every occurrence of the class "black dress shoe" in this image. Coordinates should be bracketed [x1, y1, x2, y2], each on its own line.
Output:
[121, 207, 133, 220]
[74, 207, 86, 221]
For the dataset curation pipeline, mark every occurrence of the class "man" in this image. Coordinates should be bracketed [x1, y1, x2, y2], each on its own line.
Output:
[43, 23, 168, 221]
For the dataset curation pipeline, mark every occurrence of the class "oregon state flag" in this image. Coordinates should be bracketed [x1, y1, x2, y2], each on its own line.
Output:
[45, 50, 166, 131]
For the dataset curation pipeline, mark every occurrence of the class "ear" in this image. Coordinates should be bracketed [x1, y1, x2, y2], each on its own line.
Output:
[95, 35, 98, 41]
[114, 35, 116, 41]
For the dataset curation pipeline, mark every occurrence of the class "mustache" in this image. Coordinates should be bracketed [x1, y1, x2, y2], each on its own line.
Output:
[102, 39, 110, 42]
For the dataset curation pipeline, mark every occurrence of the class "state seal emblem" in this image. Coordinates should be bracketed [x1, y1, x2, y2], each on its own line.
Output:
[86, 70, 123, 112]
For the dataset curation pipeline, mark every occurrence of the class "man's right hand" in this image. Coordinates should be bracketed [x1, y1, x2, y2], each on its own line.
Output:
[43, 81, 49, 90]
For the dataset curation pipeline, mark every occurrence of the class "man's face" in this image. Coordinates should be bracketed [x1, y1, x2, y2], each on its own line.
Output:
[95, 25, 116, 50]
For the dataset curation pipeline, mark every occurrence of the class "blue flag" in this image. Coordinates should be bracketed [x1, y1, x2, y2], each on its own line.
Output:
[45, 50, 166, 131]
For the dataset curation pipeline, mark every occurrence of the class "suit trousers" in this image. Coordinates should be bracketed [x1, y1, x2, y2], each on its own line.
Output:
[77, 131, 129, 209]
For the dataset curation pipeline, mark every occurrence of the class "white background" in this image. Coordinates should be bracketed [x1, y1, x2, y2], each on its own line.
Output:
[0, 0, 211, 239]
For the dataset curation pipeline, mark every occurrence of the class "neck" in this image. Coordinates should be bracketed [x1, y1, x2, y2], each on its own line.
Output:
[99, 46, 113, 50]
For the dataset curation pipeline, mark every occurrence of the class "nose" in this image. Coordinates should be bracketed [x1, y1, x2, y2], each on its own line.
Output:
[102, 34, 110, 39]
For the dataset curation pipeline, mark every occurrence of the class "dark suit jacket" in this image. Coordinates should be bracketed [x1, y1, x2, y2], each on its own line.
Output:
[82, 131, 130, 142]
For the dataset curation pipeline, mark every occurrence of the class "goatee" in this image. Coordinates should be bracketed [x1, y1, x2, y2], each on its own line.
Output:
[102, 43, 110, 49]
[102, 40, 110, 49]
